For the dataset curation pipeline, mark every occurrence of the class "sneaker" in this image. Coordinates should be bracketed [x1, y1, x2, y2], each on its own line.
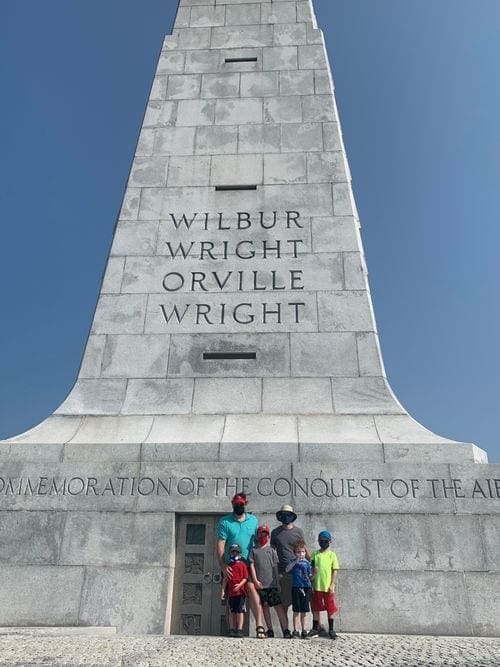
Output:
[318, 626, 328, 638]
[266, 629, 274, 638]
[329, 630, 338, 640]
[291, 630, 300, 639]
[283, 629, 292, 639]
[235, 629, 244, 638]
[229, 628, 236, 638]
[307, 627, 320, 638]
[301, 630, 309, 639]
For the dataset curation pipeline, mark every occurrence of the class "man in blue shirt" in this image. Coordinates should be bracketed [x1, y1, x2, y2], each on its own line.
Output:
[216, 494, 259, 635]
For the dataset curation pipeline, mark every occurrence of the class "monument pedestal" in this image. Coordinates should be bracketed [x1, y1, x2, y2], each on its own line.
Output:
[1, 0, 498, 637]
[1, 419, 498, 636]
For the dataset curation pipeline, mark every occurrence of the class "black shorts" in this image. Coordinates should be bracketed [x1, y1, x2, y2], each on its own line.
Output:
[258, 587, 282, 607]
[291, 587, 311, 613]
[228, 595, 246, 614]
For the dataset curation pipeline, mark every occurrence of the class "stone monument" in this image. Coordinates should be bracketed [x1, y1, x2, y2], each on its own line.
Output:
[0, 0, 498, 637]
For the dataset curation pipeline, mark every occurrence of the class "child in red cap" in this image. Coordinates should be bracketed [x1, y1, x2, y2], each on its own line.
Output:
[249, 524, 289, 638]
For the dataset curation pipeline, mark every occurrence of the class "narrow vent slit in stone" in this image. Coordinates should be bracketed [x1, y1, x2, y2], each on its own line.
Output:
[225, 57, 258, 63]
[215, 185, 258, 191]
[203, 352, 257, 360]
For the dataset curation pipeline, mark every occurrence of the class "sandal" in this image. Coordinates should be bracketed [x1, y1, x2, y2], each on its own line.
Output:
[256, 625, 266, 639]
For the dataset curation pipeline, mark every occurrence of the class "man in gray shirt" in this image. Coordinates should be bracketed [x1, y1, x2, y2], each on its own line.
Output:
[271, 505, 308, 620]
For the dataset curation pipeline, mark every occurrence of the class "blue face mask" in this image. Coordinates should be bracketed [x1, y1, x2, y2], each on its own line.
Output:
[281, 514, 294, 525]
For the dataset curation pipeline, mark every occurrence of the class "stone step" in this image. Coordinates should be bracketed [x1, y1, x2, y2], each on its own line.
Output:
[0, 626, 116, 637]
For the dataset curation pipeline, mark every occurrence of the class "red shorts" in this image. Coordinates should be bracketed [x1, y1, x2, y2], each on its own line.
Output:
[312, 591, 338, 616]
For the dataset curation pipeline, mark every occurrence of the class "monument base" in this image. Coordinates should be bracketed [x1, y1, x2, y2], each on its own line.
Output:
[0, 438, 497, 637]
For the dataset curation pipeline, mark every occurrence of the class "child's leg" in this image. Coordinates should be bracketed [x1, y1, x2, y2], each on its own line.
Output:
[254, 596, 264, 631]
[229, 609, 235, 630]
[236, 612, 244, 631]
[292, 610, 300, 633]
[262, 603, 272, 631]
[300, 612, 307, 632]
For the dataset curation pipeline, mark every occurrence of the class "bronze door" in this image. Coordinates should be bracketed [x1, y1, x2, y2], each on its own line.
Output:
[172, 515, 228, 636]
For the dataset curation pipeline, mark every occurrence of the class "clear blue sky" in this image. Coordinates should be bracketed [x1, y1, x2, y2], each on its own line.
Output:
[0, 1, 498, 462]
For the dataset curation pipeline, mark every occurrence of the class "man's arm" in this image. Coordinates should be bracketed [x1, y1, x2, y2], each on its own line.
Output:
[216, 538, 232, 577]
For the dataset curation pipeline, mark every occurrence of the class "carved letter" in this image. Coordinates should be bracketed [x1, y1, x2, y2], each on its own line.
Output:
[169, 213, 198, 229]
[163, 272, 185, 292]
[165, 241, 195, 259]
[160, 304, 190, 324]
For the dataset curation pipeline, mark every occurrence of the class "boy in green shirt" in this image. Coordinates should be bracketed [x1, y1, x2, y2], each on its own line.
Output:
[308, 530, 339, 639]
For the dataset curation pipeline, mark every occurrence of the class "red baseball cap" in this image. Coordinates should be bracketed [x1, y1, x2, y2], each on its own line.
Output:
[231, 494, 248, 505]
[257, 524, 270, 535]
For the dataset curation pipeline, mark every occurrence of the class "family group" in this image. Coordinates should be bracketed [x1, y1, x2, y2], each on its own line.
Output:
[216, 494, 339, 640]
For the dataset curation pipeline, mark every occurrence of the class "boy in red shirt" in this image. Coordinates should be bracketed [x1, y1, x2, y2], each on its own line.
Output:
[226, 543, 248, 638]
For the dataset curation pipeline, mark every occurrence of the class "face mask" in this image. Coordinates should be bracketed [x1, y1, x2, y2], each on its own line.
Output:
[319, 539, 330, 550]
[229, 554, 240, 563]
[257, 535, 269, 546]
[281, 514, 294, 525]
[233, 504, 245, 516]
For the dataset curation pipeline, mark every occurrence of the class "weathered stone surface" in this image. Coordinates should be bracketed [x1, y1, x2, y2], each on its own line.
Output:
[145, 414, 225, 444]
[291, 332, 359, 376]
[67, 416, 153, 444]
[60, 512, 174, 566]
[90, 295, 147, 335]
[100, 334, 170, 378]
[332, 378, 403, 414]
[222, 414, 297, 444]
[0, 566, 84, 626]
[79, 567, 169, 634]
[55, 379, 127, 415]
[0, 511, 65, 564]
[193, 377, 261, 413]
[121, 379, 194, 414]
[465, 572, 500, 636]
[340, 570, 470, 635]
[6, 415, 82, 444]
[262, 377, 333, 413]
[167, 332, 291, 377]
[110, 221, 158, 257]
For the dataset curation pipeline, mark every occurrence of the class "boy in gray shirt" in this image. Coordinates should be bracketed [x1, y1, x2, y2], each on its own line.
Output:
[249, 524, 290, 638]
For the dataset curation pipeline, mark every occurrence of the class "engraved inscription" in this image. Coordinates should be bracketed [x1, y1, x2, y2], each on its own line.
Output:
[0, 474, 497, 503]
[156, 210, 311, 332]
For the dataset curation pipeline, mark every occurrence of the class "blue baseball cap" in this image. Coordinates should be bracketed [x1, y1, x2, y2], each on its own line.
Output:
[318, 530, 332, 541]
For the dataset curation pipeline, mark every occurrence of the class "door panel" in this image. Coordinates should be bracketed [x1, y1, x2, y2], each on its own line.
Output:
[173, 515, 224, 636]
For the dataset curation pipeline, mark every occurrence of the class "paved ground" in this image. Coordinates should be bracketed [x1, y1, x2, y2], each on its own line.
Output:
[0, 632, 498, 667]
